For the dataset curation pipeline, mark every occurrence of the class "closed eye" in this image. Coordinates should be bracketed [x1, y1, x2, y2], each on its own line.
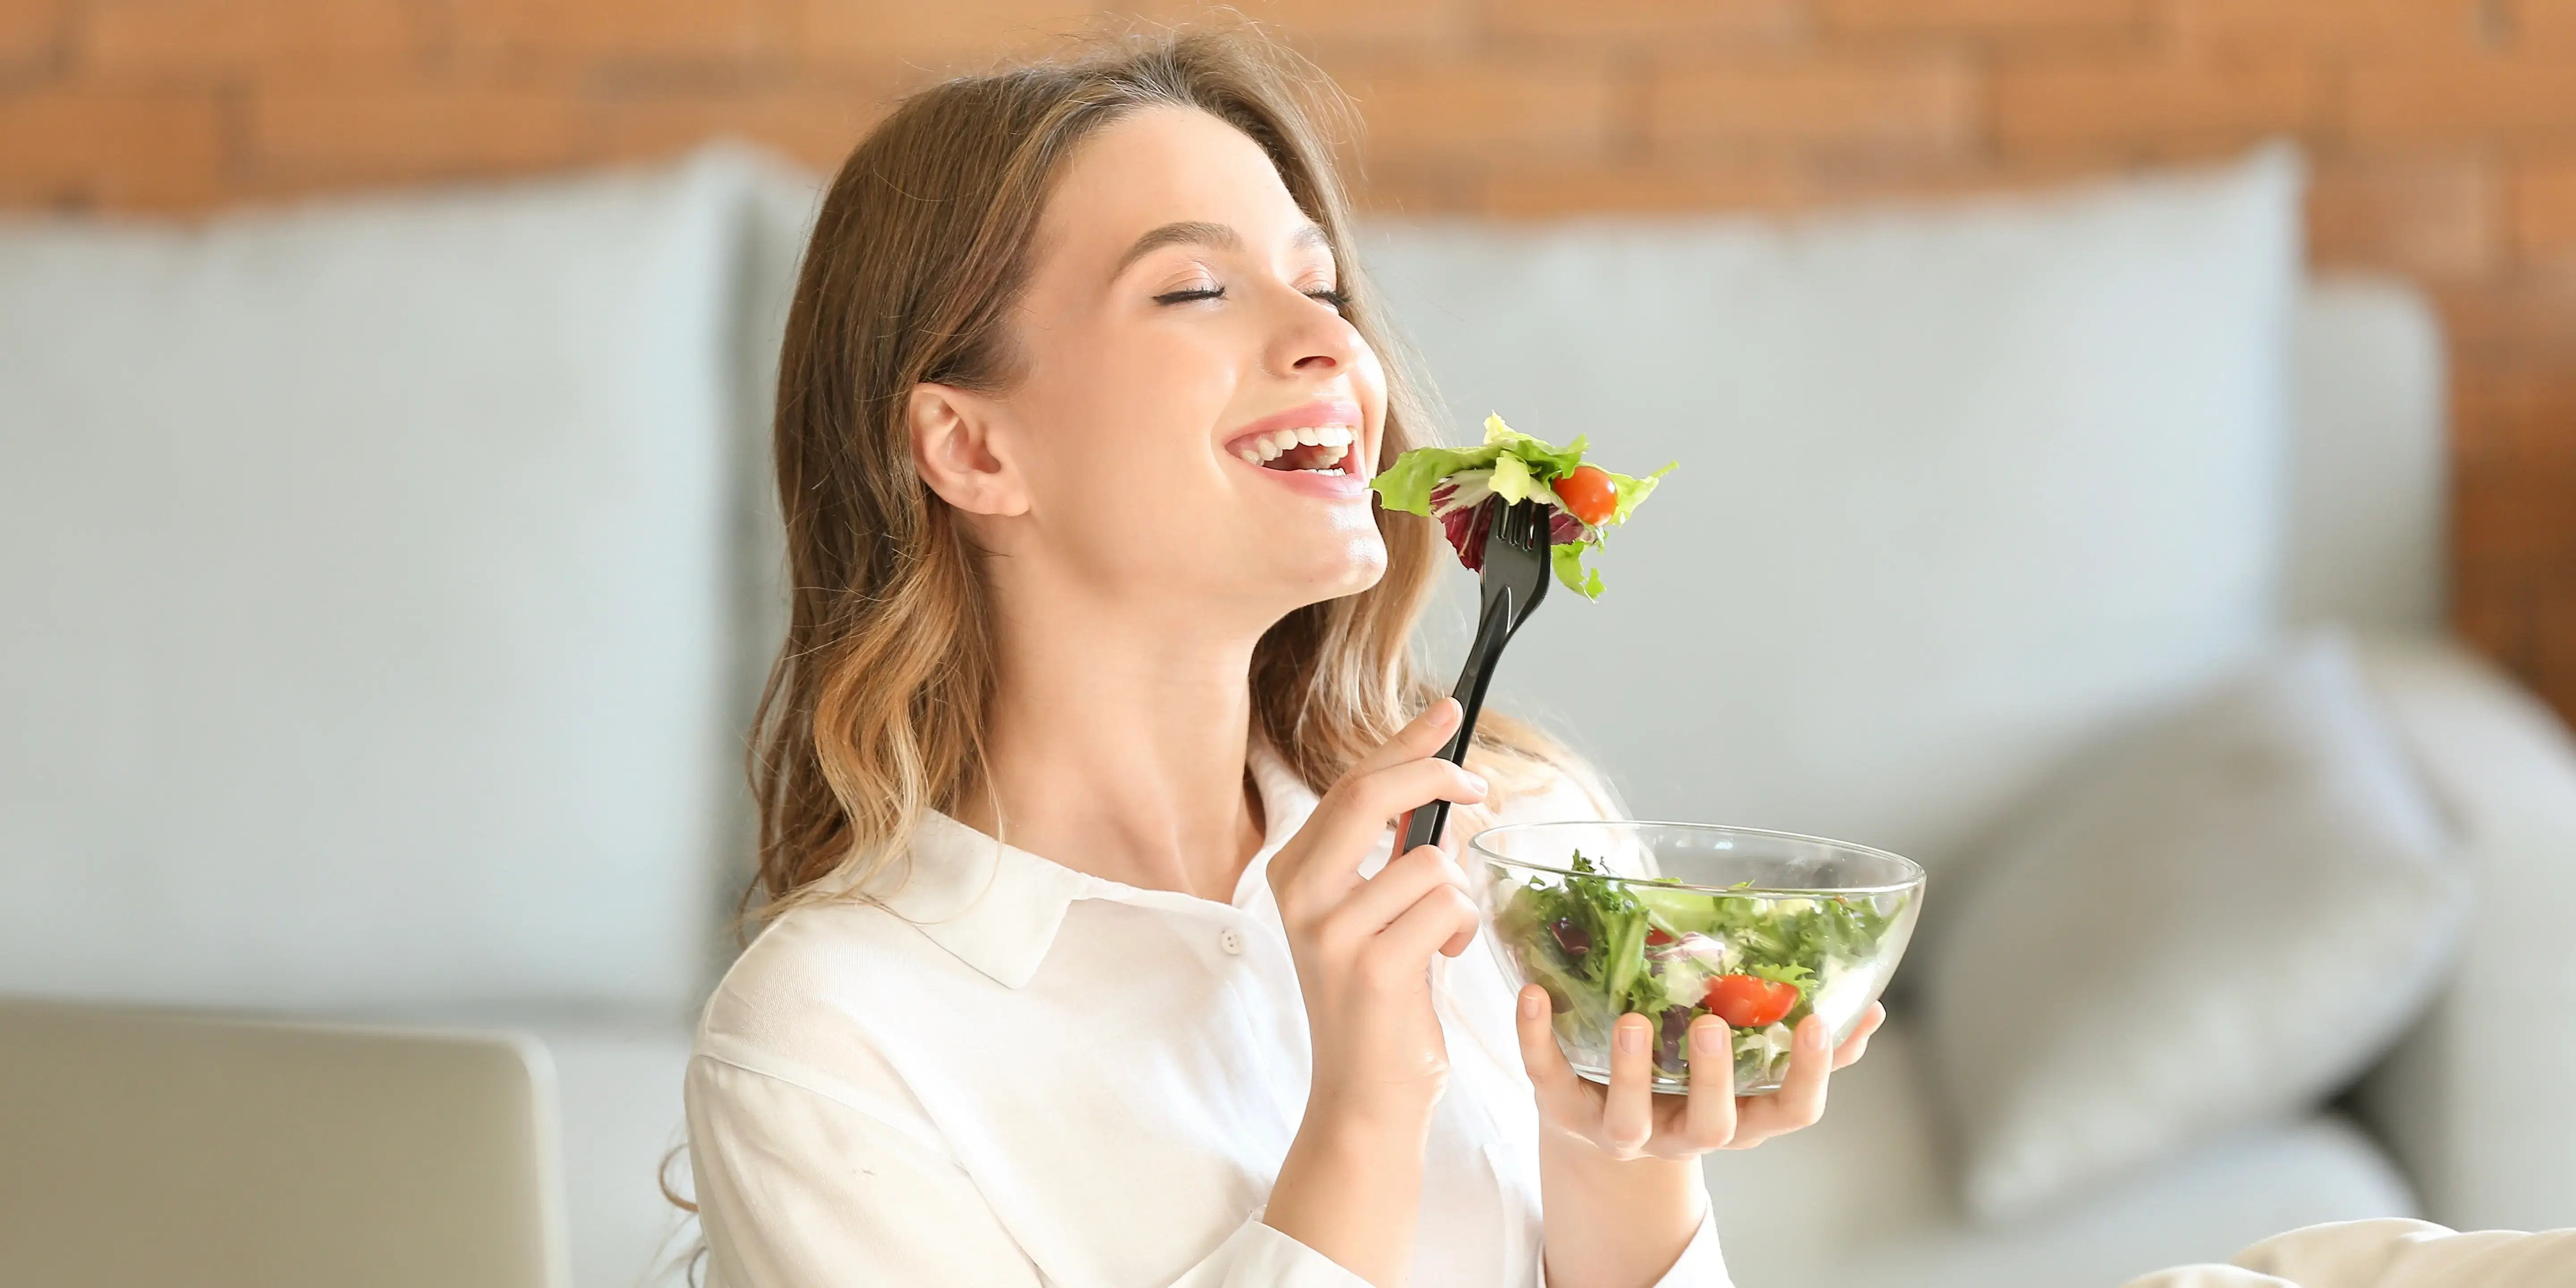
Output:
[1150, 284, 1352, 313]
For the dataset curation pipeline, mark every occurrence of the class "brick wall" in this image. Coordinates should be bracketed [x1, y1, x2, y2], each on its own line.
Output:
[5, 0, 2575, 721]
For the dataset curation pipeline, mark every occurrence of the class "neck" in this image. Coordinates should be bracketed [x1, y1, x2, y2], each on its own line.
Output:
[955, 581, 1273, 904]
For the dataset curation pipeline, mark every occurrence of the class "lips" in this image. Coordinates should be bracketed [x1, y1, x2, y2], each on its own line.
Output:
[1223, 399, 1366, 477]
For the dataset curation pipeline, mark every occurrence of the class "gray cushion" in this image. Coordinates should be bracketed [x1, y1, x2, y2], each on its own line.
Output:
[1919, 629, 2467, 1221]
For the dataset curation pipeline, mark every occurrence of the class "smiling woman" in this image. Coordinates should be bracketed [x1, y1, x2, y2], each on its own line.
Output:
[676, 18, 1873, 1288]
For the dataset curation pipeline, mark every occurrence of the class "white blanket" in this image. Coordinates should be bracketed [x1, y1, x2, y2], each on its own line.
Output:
[2123, 1219, 2576, 1287]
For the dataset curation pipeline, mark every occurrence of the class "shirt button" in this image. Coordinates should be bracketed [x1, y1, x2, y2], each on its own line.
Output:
[1219, 928, 1245, 956]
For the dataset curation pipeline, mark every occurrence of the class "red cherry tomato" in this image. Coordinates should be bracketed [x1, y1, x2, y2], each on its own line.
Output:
[1644, 926, 1675, 946]
[1550, 465, 1617, 528]
[1703, 974, 1800, 1029]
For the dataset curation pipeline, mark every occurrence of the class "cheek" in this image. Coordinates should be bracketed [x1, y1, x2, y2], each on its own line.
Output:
[1011, 343, 1234, 562]
[1026, 328, 1233, 483]
[1352, 343, 1389, 420]
[1343, 345, 1393, 477]
[1096, 327, 1236, 458]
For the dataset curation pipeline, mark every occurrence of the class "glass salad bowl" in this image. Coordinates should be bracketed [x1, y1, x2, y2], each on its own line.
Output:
[1472, 821, 1925, 1096]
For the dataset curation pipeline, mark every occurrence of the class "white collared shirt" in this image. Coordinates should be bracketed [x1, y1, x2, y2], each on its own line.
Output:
[683, 739, 1731, 1288]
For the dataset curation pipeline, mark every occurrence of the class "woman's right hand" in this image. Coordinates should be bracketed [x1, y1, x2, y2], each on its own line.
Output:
[1265, 696, 1491, 1130]
[1258, 697, 1491, 1284]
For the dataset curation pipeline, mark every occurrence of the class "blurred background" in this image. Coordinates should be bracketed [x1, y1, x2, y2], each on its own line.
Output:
[4, 4, 2576, 1288]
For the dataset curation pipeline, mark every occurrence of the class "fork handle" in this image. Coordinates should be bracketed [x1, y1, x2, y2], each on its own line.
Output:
[1402, 585, 1516, 854]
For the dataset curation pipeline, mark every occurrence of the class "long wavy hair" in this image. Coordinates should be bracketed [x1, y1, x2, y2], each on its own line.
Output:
[742, 17, 1587, 924]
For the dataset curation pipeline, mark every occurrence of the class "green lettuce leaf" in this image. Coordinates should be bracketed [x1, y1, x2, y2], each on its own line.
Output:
[1368, 439, 1506, 517]
[1368, 412, 1676, 599]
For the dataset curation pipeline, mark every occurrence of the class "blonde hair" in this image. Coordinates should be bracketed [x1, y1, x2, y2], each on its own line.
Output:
[744, 15, 1584, 923]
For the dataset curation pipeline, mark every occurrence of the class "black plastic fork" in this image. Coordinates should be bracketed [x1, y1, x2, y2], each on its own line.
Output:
[1403, 498, 1554, 852]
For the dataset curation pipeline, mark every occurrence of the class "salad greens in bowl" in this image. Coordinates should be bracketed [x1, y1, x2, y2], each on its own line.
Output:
[1474, 821, 1925, 1095]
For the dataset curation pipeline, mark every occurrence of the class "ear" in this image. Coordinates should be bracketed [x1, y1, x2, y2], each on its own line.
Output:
[908, 382, 1030, 517]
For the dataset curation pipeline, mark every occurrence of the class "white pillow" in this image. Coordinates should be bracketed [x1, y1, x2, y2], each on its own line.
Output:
[0, 145, 794, 1012]
[1918, 630, 2467, 1222]
[1360, 143, 2301, 871]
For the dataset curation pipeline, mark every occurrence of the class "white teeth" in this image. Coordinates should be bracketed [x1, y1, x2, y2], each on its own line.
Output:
[1233, 424, 1359, 466]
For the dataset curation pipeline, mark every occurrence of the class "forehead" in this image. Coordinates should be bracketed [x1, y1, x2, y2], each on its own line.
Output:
[1036, 104, 1322, 274]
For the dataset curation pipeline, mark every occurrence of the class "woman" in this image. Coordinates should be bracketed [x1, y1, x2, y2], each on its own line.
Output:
[682, 21, 1883, 1288]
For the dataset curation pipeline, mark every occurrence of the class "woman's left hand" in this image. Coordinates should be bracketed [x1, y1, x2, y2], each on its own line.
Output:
[1514, 986, 1885, 1158]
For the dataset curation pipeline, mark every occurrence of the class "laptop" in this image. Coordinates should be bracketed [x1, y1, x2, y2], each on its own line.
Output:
[0, 997, 571, 1288]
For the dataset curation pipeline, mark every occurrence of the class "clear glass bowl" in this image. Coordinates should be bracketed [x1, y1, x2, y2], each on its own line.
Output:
[1472, 821, 1925, 1096]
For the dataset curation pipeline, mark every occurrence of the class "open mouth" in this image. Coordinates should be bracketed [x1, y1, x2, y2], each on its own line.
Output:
[1229, 424, 1358, 475]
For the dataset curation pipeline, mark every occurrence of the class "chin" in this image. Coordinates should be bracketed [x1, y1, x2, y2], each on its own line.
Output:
[1283, 529, 1389, 607]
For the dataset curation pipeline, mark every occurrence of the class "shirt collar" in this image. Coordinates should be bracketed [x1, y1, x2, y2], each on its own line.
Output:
[847, 736, 1322, 989]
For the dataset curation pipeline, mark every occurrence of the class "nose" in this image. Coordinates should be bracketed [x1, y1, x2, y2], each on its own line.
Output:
[1268, 285, 1362, 377]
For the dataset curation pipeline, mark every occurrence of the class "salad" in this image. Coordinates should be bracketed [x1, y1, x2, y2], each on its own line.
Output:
[1370, 413, 1676, 599]
[1491, 850, 1907, 1089]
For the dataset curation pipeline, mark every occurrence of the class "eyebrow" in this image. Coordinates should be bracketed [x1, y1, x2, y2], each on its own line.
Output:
[1111, 219, 1333, 280]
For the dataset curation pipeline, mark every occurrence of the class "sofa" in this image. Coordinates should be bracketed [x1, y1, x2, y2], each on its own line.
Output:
[4, 141, 2572, 1288]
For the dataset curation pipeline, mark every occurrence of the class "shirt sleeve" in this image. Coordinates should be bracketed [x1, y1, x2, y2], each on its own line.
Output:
[2118, 1218, 2576, 1288]
[1647, 1205, 1733, 1287]
[1536, 1203, 1732, 1288]
[684, 1052, 1372, 1288]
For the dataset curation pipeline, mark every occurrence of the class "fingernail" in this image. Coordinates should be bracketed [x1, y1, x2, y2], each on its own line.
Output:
[1802, 1019, 1826, 1049]
[1520, 987, 1542, 1020]
[1695, 1022, 1724, 1053]
[1618, 1022, 1644, 1054]
[1430, 701, 1458, 727]
[1464, 772, 1487, 794]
